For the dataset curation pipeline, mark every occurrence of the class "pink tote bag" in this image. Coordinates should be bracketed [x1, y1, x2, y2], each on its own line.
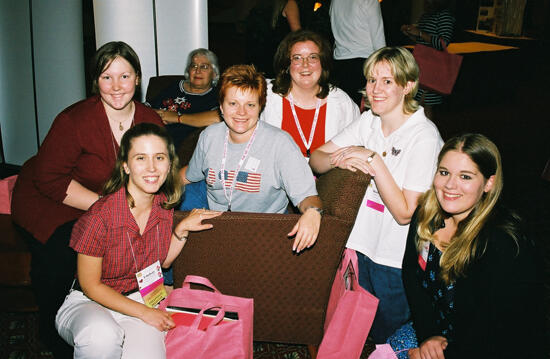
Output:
[318, 249, 379, 359]
[164, 305, 246, 359]
[160, 275, 253, 359]
[368, 344, 400, 359]
[0, 175, 17, 214]
[413, 40, 463, 95]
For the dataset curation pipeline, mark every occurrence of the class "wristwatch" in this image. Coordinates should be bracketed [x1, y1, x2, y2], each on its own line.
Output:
[366, 151, 376, 164]
[305, 206, 324, 216]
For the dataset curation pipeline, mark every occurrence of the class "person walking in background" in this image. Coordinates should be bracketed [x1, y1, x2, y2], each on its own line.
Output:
[246, 0, 302, 78]
[401, 0, 456, 120]
[330, 0, 386, 105]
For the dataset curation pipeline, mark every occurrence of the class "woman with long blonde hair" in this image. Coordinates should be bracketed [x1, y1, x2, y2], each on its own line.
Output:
[389, 133, 544, 359]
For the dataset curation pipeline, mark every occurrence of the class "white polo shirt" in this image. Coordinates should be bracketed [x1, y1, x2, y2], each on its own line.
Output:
[331, 108, 443, 268]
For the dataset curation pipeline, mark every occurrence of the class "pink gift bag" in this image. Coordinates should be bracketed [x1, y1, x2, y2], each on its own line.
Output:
[160, 275, 253, 359]
[318, 249, 379, 359]
[368, 344, 399, 359]
[0, 175, 17, 214]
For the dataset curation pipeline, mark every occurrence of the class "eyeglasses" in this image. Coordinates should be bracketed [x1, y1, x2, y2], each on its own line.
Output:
[189, 63, 211, 71]
[290, 53, 320, 65]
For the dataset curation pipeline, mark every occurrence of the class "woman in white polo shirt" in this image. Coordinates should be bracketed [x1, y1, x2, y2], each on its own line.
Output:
[310, 47, 443, 343]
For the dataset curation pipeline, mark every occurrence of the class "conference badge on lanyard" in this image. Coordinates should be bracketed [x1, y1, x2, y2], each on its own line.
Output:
[418, 240, 430, 271]
[135, 260, 166, 308]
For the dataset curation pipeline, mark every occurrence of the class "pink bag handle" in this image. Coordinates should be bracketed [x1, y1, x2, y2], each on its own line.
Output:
[181, 275, 221, 293]
[340, 249, 360, 290]
[190, 305, 226, 330]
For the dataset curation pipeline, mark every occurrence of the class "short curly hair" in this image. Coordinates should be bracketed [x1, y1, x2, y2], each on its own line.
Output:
[218, 65, 267, 111]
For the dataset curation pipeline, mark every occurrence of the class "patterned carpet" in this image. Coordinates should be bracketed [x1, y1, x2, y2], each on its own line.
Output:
[0, 311, 376, 359]
[0, 312, 54, 359]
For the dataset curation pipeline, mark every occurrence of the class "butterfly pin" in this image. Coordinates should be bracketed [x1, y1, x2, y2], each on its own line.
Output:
[391, 147, 401, 156]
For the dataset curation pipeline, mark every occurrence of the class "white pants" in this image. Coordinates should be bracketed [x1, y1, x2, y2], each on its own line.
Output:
[55, 290, 166, 359]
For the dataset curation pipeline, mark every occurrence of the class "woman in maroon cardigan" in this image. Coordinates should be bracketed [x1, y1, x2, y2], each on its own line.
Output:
[11, 41, 163, 358]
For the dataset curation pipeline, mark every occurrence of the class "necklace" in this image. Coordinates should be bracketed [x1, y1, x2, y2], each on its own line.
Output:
[118, 116, 134, 131]
[288, 93, 321, 157]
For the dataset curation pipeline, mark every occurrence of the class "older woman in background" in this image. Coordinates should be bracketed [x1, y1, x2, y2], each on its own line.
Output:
[148, 48, 221, 150]
[11, 41, 163, 358]
[261, 30, 359, 159]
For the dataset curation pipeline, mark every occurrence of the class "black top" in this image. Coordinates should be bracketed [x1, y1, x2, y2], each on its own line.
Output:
[402, 206, 545, 359]
[418, 242, 457, 342]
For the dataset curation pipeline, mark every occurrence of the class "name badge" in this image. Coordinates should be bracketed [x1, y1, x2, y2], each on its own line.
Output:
[365, 184, 384, 213]
[418, 240, 430, 271]
[245, 156, 260, 172]
[136, 260, 166, 308]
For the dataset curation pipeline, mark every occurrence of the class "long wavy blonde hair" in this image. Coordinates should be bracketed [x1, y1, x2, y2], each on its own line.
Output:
[416, 133, 504, 283]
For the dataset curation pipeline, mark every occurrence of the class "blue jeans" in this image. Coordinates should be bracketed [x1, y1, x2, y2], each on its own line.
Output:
[164, 180, 209, 285]
[179, 180, 208, 211]
[387, 322, 418, 359]
[357, 252, 411, 343]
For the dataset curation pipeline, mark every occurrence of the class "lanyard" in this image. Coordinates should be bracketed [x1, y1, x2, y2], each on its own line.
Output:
[126, 225, 160, 273]
[288, 93, 321, 157]
[220, 123, 259, 211]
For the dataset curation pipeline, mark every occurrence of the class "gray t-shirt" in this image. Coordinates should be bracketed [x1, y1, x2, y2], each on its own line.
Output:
[186, 121, 318, 213]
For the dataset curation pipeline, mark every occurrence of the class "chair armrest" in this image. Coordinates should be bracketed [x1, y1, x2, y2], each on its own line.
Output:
[317, 168, 371, 220]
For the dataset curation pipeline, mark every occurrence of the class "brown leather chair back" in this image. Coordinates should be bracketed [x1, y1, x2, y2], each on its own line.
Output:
[172, 169, 370, 345]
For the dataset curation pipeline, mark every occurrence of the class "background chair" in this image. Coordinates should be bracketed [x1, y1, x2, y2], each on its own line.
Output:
[171, 169, 371, 347]
[145, 75, 186, 105]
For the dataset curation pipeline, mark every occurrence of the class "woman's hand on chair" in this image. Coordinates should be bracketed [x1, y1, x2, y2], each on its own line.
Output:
[330, 146, 377, 176]
[175, 208, 223, 234]
[288, 207, 321, 253]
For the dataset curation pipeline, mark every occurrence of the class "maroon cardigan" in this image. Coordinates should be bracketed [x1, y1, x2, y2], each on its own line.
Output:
[11, 96, 163, 243]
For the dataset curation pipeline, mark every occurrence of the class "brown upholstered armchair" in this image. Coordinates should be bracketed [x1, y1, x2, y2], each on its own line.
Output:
[171, 169, 371, 346]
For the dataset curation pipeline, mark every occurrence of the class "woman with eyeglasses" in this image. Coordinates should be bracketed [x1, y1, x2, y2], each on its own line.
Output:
[147, 48, 221, 151]
[260, 30, 359, 159]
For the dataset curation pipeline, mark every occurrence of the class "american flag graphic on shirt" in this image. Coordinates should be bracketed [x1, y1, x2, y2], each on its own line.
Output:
[206, 168, 261, 193]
